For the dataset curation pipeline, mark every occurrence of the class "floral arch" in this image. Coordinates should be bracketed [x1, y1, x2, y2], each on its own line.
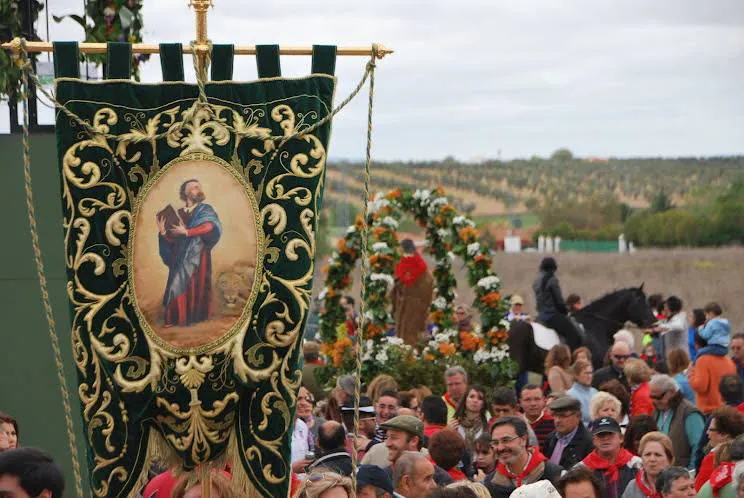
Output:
[316, 188, 516, 390]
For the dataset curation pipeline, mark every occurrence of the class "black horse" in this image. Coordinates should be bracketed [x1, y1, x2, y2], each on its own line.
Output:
[508, 285, 657, 374]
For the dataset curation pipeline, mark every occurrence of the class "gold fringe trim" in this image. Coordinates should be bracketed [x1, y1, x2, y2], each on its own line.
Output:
[127, 427, 268, 497]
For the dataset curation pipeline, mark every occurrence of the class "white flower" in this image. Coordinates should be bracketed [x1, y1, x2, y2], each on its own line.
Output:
[371, 242, 389, 252]
[385, 336, 405, 347]
[499, 319, 512, 330]
[364, 310, 375, 321]
[413, 189, 431, 205]
[367, 197, 390, 215]
[453, 215, 475, 227]
[437, 229, 450, 239]
[433, 297, 448, 310]
[467, 242, 481, 256]
[447, 251, 456, 261]
[427, 197, 449, 216]
[318, 288, 328, 301]
[434, 333, 449, 343]
[370, 273, 395, 289]
[346, 226, 357, 235]
[382, 216, 399, 228]
[477, 275, 501, 290]
[375, 351, 389, 364]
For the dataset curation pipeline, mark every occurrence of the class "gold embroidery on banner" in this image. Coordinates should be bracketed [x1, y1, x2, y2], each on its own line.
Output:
[60, 91, 329, 494]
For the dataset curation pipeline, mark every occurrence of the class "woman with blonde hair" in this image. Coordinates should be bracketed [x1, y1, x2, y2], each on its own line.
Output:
[299, 470, 353, 498]
[590, 391, 623, 422]
[171, 472, 234, 498]
[545, 344, 573, 393]
[621, 432, 674, 498]
[447, 480, 491, 498]
[623, 359, 654, 417]
[366, 374, 399, 404]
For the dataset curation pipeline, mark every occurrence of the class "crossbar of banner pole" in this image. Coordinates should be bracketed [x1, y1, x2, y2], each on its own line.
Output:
[1, 39, 393, 59]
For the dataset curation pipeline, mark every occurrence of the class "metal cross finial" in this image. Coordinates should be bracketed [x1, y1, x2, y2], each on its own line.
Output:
[188, 0, 213, 44]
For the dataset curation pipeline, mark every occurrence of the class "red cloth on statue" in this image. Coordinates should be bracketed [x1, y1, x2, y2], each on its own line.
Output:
[163, 220, 215, 327]
[394, 253, 428, 286]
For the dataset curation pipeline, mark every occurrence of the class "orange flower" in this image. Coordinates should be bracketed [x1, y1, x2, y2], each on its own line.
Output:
[435, 186, 446, 196]
[480, 291, 501, 307]
[337, 238, 348, 252]
[373, 226, 387, 237]
[434, 215, 444, 226]
[365, 323, 384, 338]
[327, 288, 337, 298]
[488, 329, 509, 344]
[340, 275, 351, 287]
[429, 310, 444, 323]
[474, 254, 488, 263]
[440, 204, 455, 214]
[438, 342, 456, 356]
[369, 254, 380, 265]
[459, 331, 481, 351]
[458, 226, 480, 243]
[425, 353, 435, 361]
[386, 188, 402, 200]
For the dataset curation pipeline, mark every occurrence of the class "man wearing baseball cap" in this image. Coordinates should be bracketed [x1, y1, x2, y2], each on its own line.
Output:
[357, 464, 395, 498]
[576, 417, 641, 498]
[507, 295, 530, 322]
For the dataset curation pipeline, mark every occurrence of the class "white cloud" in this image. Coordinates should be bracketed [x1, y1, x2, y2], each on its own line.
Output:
[2, 0, 742, 160]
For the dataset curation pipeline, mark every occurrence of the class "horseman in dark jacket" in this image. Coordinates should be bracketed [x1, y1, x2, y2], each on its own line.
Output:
[533, 257, 582, 350]
[544, 396, 594, 470]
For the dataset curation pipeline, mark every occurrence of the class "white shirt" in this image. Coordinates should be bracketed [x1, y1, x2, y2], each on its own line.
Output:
[291, 418, 310, 464]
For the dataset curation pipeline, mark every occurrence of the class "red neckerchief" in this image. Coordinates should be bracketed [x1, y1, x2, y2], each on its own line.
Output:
[582, 449, 634, 484]
[736, 402, 744, 415]
[496, 449, 547, 487]
[443, 393, 458, 410]
[634, 470, 659, 498]
[394, 253, 428, 286]
[527, 410, 553, 427]
[710, 462, 735, 497]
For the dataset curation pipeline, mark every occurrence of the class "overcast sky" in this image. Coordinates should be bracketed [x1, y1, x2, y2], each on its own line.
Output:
[2, 0, 743, 160]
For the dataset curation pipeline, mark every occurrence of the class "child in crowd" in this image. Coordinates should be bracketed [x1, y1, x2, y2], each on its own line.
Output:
[696, 302, 730, 358]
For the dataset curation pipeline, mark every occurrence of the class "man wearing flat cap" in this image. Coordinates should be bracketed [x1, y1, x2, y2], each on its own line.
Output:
[544, 395, 593, 469]
[576, 417, 641, 498]
[380, 415, 453, 486]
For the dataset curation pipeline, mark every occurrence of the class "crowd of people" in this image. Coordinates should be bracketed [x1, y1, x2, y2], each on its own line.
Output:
[285, 288, 744, 498]
[2, 271, 744, 498]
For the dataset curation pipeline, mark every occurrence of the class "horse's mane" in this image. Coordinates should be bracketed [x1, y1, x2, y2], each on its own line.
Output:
[579, 287, 640, 313]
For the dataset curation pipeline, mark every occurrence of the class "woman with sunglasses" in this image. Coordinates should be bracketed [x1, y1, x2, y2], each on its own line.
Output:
[694, 407, 744, 492]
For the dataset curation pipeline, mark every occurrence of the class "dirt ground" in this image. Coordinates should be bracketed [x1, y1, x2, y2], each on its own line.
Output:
[312, 247, 744, 334]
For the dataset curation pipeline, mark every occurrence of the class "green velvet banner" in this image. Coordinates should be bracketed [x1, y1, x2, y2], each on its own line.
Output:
[52, 42, 336, 497]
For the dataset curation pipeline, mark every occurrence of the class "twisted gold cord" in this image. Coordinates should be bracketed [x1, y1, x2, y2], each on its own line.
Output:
[350, 44, 378, 496]
[19, 40, 86, 498]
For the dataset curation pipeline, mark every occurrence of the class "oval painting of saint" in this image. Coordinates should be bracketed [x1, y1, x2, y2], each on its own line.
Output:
[130, 154, 262, 352]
